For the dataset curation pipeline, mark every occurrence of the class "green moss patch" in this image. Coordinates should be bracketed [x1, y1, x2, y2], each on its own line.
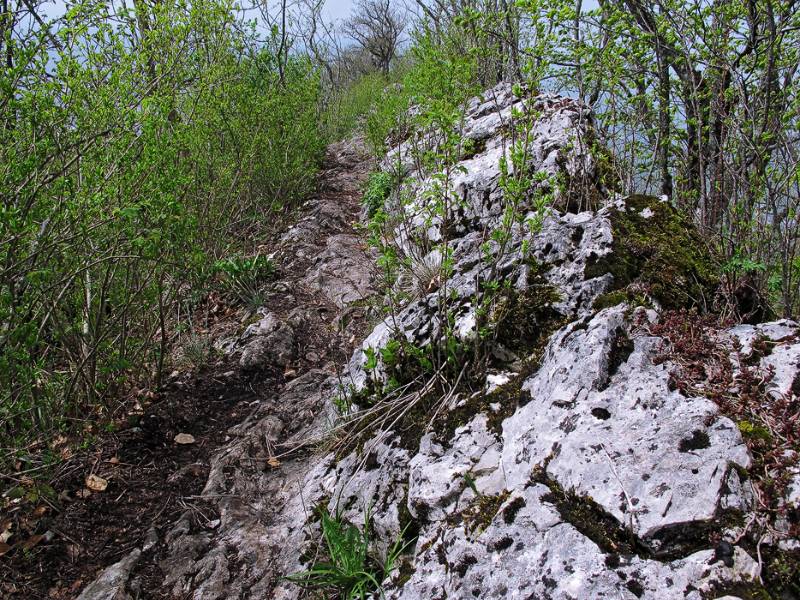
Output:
[534, 465, 751, 565]
[493, 284, 562, 355]
[433, 280, 564, 445]
[593, 289, 652, 311]
[446, 490, 511, 538]
[703, 582, 772, 600]
[438, 299, 568, 444]
[336, 281, 565, 457]
[533, 466, 646, 559]
[460, 136, 487, 160]
[586, 195, 718, 310]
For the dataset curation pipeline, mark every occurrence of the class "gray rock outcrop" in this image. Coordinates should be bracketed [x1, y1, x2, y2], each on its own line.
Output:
[238, 311, 295, 370]
[78, 85, 800, 599]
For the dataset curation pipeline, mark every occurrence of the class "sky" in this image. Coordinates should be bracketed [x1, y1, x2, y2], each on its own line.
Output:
[37, 0, 358, 23]
[35, 0, 602, 43]
[320, 0, 355, 22]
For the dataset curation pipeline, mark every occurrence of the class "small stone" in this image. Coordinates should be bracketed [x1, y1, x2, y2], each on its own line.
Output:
[712, 540, 735, 567]
[142, 528, 159, 553]
[85, 474, 108, 492]
[239, 313, 295, 371]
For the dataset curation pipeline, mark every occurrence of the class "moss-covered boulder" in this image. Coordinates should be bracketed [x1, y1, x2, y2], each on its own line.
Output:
[588, 195, 718, 310]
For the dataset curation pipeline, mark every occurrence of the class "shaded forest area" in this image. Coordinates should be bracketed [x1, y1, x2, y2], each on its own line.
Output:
[1, 0, 799, 542]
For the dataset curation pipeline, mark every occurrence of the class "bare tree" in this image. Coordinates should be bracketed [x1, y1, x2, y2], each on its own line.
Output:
[344, 0, 404, 74]
[297, 0, 339, 85]
[256, 0, 294, 85]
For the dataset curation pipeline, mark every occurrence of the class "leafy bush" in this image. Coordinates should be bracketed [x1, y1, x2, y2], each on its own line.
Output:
[0, 0, 323, 459]
[363, 28, 479, 159]
[322, 72, 392, 143]
[402, 28, 480, 132]
[364, 82, 413, 156]
[326, 27, 479, 158]
[362, 171, 395, 218]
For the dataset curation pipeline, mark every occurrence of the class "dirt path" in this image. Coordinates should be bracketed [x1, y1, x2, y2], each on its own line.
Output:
[0, 138, 374, 599]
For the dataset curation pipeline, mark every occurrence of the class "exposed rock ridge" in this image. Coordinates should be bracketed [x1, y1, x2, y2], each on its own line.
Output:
[79, 85, 800, 599]
[330, 84, 797, 599]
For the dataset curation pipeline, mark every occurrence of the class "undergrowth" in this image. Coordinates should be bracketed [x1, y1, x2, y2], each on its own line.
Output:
[212, 254, 276, 309]
[288, 505, 410, 599]
[0, 0, 324, 470]
[362, 171, 396, 218]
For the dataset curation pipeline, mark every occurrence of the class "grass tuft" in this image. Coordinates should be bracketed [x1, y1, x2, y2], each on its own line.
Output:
[287, 505, 410, 599]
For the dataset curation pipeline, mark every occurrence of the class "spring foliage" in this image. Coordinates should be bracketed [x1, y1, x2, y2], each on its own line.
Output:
[3, 0, 798, 472]
[0, 0, 324, 452]
[337, 0, 800, 319]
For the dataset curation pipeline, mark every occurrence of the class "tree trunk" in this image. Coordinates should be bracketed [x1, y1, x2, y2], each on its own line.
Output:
[654, 19, 672, 199]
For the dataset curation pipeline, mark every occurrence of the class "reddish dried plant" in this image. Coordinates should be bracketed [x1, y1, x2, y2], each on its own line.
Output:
[649, 309, 800, 539]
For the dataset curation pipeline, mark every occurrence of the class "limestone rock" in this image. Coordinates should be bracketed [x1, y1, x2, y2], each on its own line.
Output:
[729, 319, 800, 399]
[502, 306, 752, 542]
[238, 311, 295, 370]
[76, 549, 141, 600]
[341, 207, 616, 396]
[76, 90, 800, 600]
[385, 84, 608, 222]
[301, 233, 374, 307]
[389, 486, 759, 600]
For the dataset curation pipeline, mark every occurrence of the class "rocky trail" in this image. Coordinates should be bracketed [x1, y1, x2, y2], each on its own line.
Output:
[4, 85, 800, 600]
[1, 138, 377, 599]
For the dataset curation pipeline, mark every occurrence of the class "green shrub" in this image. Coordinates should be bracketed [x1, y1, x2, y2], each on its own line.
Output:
[322, 72, 391, 142]
[0, 0, 323, 462]
[364, 83, 413, 156]
[402, 28, 480, 131]
[362, 171, 395, 217]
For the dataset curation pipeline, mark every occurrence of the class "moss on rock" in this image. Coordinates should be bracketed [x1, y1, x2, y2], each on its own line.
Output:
[446, 490, 511, 539]
[336, 277, 565, 457]
[493, 284, 562, 355]
[438, 283, 567, 444]
[533, 465, 647, 559]
[586, 195, 718, 310]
